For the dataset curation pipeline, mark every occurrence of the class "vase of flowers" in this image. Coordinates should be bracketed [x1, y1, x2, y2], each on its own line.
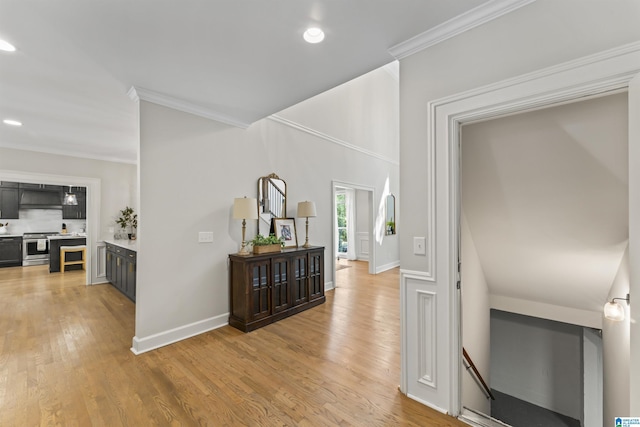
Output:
[116, 206, 138, 239]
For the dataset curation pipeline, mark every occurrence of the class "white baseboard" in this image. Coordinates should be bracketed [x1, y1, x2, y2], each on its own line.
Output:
[406, 393, 448, 415]
[131, 313, 228, 355]
[376, 260, 400, 274]
[325, 280, 335, 291]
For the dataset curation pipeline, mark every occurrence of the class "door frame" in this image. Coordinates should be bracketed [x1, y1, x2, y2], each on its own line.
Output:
[403, 41, 640, 417]
[331, 180, 375, 286]
[0, 169, 101, 285]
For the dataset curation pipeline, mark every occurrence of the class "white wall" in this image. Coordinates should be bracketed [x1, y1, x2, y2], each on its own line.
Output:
[133, 64, 400, 352]
[399, 0, 640, 413]
[460, 214, 491, 415]
[603, 246, 630, 421]
[490, 310, 583, 420]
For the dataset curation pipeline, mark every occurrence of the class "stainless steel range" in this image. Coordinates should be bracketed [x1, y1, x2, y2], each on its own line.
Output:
[22, 232, 59, 266]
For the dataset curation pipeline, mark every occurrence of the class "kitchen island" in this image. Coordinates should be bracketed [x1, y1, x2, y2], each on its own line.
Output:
[103, 239, 137, 302]
[49, 234, 86, 273]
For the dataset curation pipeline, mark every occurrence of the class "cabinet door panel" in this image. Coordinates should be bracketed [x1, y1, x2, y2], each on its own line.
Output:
[272, 257, 290, 313]
[309, 251, 323, 300]
[106, 251, 113, 282]
[0, 188, 19, 219]
[125, 252, 136, 302]
[292, 255, 308, 305]
[249, 261, 270, 321]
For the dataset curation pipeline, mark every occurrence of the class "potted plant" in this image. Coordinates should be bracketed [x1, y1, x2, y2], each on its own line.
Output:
[386, 220, 395, 235]
[116, 206, 138, 239]
[249, 233, 284, 254]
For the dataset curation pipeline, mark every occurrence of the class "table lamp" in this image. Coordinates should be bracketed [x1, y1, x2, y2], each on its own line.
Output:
[233, 197, 258, 255]
[297, 201, 317, 248]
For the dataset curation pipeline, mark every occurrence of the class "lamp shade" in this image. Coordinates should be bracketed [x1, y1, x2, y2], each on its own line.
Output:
[233, 197, 258, 220]
[63, 192, 78, 206]
[604, 301, 625, 321]
[297, 201, 317, 218]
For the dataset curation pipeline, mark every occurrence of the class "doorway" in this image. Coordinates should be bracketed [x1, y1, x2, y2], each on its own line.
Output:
[0, 170, 101, 285]
[458, 94, 625, 425]
[331, 181, 375, 287]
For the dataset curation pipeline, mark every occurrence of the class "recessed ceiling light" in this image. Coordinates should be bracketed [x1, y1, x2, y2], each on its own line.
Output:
[3, 119, 22, 126]
[0, 39, 16, 52]
[303, 27, 325, 44]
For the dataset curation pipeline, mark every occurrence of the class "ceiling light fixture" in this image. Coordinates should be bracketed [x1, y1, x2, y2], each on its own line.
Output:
[63, 186, 78, 206]
[3, 119, 22, 126]
[303, 27, 325, 44]
[0, 39, 16, 52]
[604, 293, 630, 321]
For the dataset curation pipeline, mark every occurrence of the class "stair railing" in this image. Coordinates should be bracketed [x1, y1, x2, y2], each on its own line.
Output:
[463, 347, 495, 400]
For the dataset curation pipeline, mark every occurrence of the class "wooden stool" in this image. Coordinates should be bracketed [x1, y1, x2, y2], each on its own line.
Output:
[60, 245, 86, 273]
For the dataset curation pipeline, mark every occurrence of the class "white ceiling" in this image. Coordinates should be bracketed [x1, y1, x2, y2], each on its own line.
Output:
[0, 0, 515, 164]
[462, 92, 629, 315]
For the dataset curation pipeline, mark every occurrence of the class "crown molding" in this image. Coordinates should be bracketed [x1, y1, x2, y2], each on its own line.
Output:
[388, 0, 536, 60]
[268, 114, 399, 166]
[128, 86, 251, 129]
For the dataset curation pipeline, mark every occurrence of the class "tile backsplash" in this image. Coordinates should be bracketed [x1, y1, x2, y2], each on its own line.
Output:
[4, 209, 85, 235]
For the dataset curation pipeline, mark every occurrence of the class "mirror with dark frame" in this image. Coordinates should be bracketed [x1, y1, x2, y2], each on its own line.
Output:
[385, 194, 396, 235]
[257, 173, 287, 236]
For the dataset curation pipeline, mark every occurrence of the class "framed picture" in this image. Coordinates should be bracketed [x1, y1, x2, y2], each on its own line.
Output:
[273, 218, 298, 248]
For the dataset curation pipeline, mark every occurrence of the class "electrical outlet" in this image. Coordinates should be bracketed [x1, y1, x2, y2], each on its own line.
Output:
[198, 231, 214, 243]
[413, 237, 426, 255]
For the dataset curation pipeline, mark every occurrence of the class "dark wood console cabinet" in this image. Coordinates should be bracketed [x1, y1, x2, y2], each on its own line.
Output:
[229, 246, 325, 332]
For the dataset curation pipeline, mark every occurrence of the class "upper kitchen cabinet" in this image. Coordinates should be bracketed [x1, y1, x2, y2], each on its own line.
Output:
[62, 187, 86, 219]
[0, 182, 20, 219]
[19, 183, 62, 191]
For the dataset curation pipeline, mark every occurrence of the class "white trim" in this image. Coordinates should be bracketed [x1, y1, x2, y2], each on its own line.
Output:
[0, 143, 136, 165]
[331, 181, 377, 286]
[128, 86, 251, 129]
[388, 0, 536, 59]
[424, 42, 640, 416]
[433, 40, 640, 109]
[131, 313, 228, 355]
[96, 241, 107, 278]
[405, 393, 448, 415]
[324, 280, 335, 292]
[375, 260, 399, 274]
[270, 115, 399, 166]
[356, 231, 369, 260]
[400, 270, 443, 403]
[417, 289, 437, 388]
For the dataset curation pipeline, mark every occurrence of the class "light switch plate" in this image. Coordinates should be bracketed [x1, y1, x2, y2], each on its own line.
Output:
[198, 231, 214, 243]
[413, 236, 426, 255]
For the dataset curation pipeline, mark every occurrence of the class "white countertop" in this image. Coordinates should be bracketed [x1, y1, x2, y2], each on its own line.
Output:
[48, 233, 87, 240]
[0, 234, 22, 238]
[102, 238, 138, 252]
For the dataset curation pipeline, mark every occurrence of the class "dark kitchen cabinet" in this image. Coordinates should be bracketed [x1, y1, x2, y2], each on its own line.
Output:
[106, 243, 136, 302]
[229, 246, 325, 332]
[19, 183, 61, 191]
[62, 188, 86, 219]
[0, 236, 22, 268]
[0, 186, 19, 219]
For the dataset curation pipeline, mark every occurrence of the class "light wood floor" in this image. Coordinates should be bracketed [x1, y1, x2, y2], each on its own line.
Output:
[0, 261, 467, 426]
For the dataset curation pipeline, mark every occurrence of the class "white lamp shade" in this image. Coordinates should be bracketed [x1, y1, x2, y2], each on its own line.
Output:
[233, 197, 258, 220]
[63, 192, 78, 206]
[604, 301, 625, 321]
[297, 201, 317, 218]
